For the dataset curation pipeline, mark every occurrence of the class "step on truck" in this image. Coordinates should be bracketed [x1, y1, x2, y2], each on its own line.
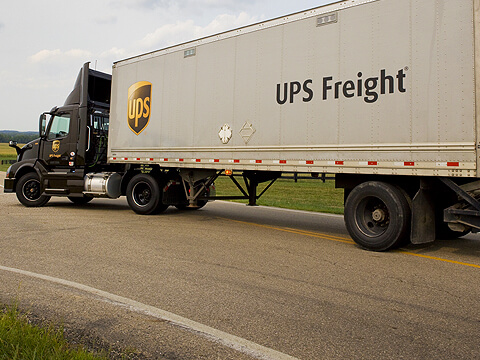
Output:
[4, 0, 480, 251]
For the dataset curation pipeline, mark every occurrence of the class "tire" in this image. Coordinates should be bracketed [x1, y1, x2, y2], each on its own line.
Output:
[126, 174, 168, 215]
[16, 172, 51, 207]
[68, 195, 94, 205]
[344, 181, 411, 251]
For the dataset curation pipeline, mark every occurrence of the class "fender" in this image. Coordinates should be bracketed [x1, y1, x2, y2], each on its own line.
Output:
[4, 160, 42, 193]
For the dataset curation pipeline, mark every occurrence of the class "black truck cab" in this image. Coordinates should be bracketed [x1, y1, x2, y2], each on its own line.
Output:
[4, 63, 112, 206]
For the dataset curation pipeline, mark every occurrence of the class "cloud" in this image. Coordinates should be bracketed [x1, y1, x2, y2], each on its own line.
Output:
[109, 0, 173, 10]
[28, 47, 129, 75]
[199, 0, 256, 10]
[135, 0, 173, 8]
[140, 11, 259, 49]
[30, 49, 93, 64]
[30, 49, 62, 63]
[95, 15, 118, 25]
[98, 47, 131, 70]
[140, 20, 195, 48]
[201, 12, 258, 34]
[0, 22, 4, 31]
[112, 0, 255, 12]
[100, 47, 127, 59]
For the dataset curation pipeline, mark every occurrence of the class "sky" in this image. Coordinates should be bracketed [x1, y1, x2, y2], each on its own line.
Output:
[0, 0, 333, 131]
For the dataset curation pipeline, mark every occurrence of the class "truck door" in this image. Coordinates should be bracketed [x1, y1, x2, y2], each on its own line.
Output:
[41, 111, 76, 169]
[39, 109, 82, 194]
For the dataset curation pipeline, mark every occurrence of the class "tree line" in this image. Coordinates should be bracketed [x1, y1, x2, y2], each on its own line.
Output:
[0, 131, 38, 144]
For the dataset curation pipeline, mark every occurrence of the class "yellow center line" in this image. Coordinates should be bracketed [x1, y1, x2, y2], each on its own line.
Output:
[281, 227, 355, 243]
[395, 250, 480, 269]
[220, 217, 355, 244]
[219, 217, 480, 269]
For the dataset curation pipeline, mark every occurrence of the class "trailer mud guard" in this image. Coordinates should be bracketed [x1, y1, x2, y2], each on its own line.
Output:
[410, 178, 435, 244]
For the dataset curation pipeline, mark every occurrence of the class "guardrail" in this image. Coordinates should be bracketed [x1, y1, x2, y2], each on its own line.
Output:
[0, 160, 16, 165]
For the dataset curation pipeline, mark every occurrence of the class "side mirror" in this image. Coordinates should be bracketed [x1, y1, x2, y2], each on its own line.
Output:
[39, 113, 47, 137]
[9, 140, 21, 155]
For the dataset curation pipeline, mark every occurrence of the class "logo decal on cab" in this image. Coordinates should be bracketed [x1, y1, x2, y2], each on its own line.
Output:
[52, 140, 60, 153]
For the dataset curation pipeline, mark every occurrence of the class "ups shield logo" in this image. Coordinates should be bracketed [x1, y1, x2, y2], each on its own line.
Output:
[128, 81, 152, 135]
[52, 140, 60, 153]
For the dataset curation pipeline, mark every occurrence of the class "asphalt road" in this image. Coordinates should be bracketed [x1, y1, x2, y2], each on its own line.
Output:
[1, 172, 479, 359]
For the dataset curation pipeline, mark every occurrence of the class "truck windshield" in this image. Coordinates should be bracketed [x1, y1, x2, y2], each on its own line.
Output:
[47, 114, 70, 140]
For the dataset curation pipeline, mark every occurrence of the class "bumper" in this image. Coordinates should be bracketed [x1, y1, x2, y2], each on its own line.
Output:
[3, 178, 15, 193]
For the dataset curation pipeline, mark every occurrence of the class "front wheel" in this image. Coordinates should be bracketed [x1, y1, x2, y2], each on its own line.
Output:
[16, 172, 51, 207]
[344, 181, 411, 251]
[126, 174, 168, 215]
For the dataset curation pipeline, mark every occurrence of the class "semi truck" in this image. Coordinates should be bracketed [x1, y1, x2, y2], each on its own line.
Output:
[4, 0, 480, 251]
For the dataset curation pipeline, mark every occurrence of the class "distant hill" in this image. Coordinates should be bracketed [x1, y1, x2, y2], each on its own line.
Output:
[0, 130, 38, 144]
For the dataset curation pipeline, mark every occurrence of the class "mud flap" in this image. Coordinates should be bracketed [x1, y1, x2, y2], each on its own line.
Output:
[411, 182, 436, 244]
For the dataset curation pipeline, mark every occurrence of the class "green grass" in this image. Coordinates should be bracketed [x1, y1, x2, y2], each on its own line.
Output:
[0, 142, 18, 172]
[0, 303, 107, 360]
[215, 175, 344, 215]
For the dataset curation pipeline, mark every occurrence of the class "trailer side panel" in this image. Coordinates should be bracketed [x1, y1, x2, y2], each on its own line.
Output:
[109, 0, 477, 177]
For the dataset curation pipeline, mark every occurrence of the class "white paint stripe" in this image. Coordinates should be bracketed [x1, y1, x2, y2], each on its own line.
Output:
[0, 265, 299, 360]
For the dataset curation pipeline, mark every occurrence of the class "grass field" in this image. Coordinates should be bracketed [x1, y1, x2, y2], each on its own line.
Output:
[214, 175, 344, 214]
[0, 142, 18, 172]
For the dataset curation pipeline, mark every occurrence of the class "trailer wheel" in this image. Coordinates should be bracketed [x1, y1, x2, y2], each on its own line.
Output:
[126, 174, 168, 215]
[16, 172, 51, 207]
[344, 181, 411, 251]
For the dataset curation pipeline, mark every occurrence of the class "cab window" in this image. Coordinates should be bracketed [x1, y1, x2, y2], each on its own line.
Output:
[47, 114, 70, 140]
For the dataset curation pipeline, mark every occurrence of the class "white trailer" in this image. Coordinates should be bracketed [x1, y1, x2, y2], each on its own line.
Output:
[6, 0, 480, 251]
[110, 0, 477, 178]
